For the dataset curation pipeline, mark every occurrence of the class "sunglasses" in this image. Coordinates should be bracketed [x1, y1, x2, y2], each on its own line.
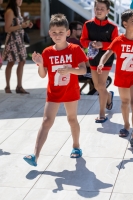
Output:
[75, 28, 82, 30]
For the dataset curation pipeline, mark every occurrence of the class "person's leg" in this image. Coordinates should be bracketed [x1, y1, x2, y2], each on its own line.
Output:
[91, 69, 112, 119]
[16, 60, 29, 93]
[5, 61, 15, 93]
[118, 87, 130, 137]
[25, 102, 60, 162]
[130, 85, 133, 140]
[64, 100, 81, 157]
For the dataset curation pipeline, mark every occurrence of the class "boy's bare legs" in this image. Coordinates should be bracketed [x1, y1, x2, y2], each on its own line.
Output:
[5, 61, 15, 93]
[118, 87, 130, 137]
[130, 86, 133, 138]
[91, 70, 112, 118]
[64, 100, 80, 157]
[26, 102, 60, 162]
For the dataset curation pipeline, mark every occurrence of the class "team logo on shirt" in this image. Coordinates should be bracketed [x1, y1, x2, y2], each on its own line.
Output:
[52, 64, 72, 86]
[49, 54, 72, 64]
[121, 45, 133, 71]
[49, 54, 73, 86]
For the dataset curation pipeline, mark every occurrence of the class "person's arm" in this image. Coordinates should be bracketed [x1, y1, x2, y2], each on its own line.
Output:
[32, 52, 47, 78]
[80, 22, 91, 48]
[91, 26, 119, 50]
[4, 9, 30, 33]
[97, 49, 114, 74]
[57, 62, 86, 76]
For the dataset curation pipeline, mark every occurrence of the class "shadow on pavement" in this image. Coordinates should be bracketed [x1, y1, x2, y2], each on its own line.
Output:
[26, 157, 112, 198]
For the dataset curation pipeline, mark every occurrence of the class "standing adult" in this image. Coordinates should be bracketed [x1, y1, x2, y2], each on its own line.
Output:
[3, 0, 33, 93]
[67, 21, 83, 48]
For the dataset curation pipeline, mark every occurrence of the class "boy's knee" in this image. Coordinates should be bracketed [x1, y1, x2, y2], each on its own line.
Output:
[67, 116, 78, 125]
[121, 99, 130, 106]
[42, 117, 54, 128]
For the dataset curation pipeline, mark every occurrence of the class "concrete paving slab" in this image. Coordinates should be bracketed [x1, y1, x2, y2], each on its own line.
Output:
[113, 159, 133, 193]
[33, 156, 121, 193]
[110, 193, 133, 200]
[0, 61, 132, 200]
[25, 188, 111, 200]
[58, 131, 129, 159]
[0, 154, 53, 188]
[0, 129, 15, 144]
[0, 129, 71, 156]
[0, 187, 29, 200]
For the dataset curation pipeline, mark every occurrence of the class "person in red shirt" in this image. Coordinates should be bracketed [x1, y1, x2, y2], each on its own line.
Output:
[23, 13, 88, 166]
[80, 0, 118, 123]
[97, 9, 133, 141]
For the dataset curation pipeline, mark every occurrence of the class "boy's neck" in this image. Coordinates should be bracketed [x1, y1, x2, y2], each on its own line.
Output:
[54, 41, 68, 50]
[125, 31, 133, 40]
[95, 16, 107, 21]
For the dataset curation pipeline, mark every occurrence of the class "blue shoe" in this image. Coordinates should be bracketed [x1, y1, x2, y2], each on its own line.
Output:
[119, 128, 129, 138]
[106, 91, 114, 110]
[70, 148, 82, 158]
[23, 154, 37, 167]
[95, 116, 108, 123]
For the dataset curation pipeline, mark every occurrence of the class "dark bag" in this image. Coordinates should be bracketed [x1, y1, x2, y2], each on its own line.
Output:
[24, 31, 30, 44]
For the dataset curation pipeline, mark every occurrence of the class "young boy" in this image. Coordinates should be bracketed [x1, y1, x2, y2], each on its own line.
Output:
[80, 0, 118, 123]
[23, 14, 88, 166]
[97, 9, 133, 140]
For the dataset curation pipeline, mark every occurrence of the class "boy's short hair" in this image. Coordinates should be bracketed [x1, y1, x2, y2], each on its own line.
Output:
[94, 0, 111, 10]
[69, 21, 83, 34]
[121, 9, 133, 28]
[49, 13, 69, 30]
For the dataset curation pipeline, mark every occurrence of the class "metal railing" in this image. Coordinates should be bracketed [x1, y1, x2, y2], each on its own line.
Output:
[110, 0, 125, 33]
[59, 0, 128, 33]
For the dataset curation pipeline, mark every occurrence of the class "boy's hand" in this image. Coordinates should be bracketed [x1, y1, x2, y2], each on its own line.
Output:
[92, 41, 103, 49]
[32, 52, 43, 66]
[97, 64, 104, 74]
[57, 65, 70, 75]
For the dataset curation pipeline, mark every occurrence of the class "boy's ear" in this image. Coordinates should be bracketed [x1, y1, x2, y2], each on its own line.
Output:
[122, 21, 127, 28]
[67, 29, 70, 37]
[107, 9, 110, 15]
[49, 30, 51, 37]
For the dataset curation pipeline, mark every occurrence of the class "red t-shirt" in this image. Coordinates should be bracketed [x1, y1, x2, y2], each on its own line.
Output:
[42, 43, 88, 102]
[108, 34, 133, 84]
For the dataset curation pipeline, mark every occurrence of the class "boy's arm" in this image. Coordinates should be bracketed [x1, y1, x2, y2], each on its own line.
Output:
[69, 62, 87, 75]
[32, 52, 47, 78]
[80, 23, 91, 48]
[38, 65, 47, 78]
[58, 62, 86, 76]
[97, 50, 114, 74]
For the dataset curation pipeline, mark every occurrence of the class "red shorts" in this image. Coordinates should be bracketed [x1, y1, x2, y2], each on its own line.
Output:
[114, 73, 133, 88]
[90, 66, 111, 71]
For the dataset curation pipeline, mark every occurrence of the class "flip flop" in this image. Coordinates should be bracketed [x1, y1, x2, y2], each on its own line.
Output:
[119, 128, 129, 138]
[106, 91, 114, 110]
[70, 148, 82, 158]
[23, 154, 37, 167]
[95, 116, 108, 123]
